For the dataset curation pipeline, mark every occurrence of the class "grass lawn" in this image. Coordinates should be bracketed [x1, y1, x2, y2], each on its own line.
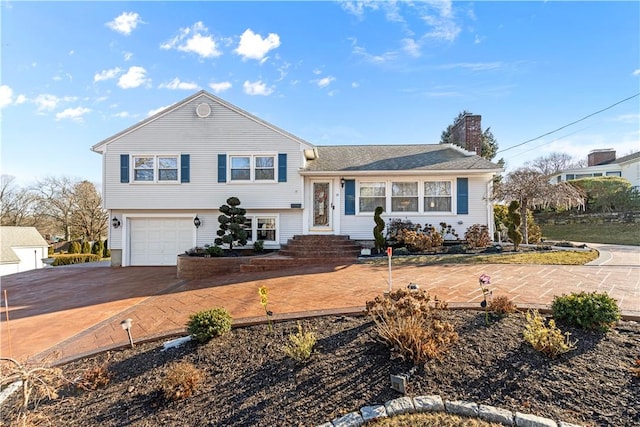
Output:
[540, 223, 640, 246]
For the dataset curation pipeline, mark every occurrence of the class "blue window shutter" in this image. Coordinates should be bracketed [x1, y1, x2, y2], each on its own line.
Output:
[120, 154, 129, 183]
[181, 154, 190, 183]
[344, 179, 356, 215]
[278, 153, 287, 182]
[218, 154, 226, 183]
[457, 178, 468, 214]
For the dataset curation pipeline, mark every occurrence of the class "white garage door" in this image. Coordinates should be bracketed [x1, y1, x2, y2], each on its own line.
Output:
[129, 218, 193, 266]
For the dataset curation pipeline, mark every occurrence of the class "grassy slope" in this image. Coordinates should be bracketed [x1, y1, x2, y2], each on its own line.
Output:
[540, 223, 639, 246]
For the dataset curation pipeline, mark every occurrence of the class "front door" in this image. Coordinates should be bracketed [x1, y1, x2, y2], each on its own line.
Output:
[311, 181, 332, 230]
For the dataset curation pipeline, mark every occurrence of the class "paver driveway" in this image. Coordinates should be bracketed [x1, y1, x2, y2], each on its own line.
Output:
[1, 245, 638, 365]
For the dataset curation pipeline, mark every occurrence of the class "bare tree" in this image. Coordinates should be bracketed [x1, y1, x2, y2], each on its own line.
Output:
[493, 168, 585, 244]
[525, 152, 586, 177]
[32, 176, 78, 241]
[71, 180, 108, 240]
[0, 175, 37, 226]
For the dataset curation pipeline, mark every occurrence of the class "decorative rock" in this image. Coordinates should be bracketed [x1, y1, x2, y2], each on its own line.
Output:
[331, 412, 364, 427]
[413, 395, 445, 412]
[445, 400, 479, 418]
[384, 397, 415, 416]
[515, 412, 558, 427]
[479, 404, 514, 425]
[558, 422, 584, 427]
[360, 405, 387, 422]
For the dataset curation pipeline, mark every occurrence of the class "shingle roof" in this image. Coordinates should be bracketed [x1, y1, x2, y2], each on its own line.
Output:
[302, 144, 501, 173]
[615, 151, 640, 164]
[0, 227, 49, 264]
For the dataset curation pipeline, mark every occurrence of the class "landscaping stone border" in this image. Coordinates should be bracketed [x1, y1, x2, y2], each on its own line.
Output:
[319, 395, 585, 427]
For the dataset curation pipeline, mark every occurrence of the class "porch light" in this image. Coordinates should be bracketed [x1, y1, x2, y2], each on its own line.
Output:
[340, 177, 345, 188]
[120, 318, 134, 348]
[112, 216, 121, 229]
[193, 215, 202, 228]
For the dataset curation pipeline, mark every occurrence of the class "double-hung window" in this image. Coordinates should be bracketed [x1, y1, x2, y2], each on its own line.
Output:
[229, 154, 275, 182]
[359, 182, 386, 213]
[391, 182, 418, 212]
[244, 215, 278, 243]
[133, 155, 179, 182]
[424, 181, 452, 212]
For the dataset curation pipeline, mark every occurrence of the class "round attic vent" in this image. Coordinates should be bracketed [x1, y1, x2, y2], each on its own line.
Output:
[196, 102, 211, 118]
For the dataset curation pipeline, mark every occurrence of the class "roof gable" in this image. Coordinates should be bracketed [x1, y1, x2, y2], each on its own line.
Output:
[303, 144, 501, 173]
[0, 227, 48, 264]
[91, 90, 315, 153]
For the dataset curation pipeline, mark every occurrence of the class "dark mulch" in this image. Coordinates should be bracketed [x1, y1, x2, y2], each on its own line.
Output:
[2, 311, 639, 426]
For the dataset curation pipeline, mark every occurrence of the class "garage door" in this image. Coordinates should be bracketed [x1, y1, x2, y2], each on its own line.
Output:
[129, 218, 194, 266]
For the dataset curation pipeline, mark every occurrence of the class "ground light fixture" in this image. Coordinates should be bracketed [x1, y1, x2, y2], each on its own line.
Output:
[111, 216, 121, 228]
[120, 318, 134, 348]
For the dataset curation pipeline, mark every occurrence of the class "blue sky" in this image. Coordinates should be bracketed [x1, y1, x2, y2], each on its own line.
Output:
[1, 1, 639, 186]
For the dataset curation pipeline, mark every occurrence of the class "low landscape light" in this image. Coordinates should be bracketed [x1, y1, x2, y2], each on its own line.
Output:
[120, 318, 134, 348]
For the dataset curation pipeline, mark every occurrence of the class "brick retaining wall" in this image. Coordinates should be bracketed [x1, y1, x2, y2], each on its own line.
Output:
[177, 255, 252, 280]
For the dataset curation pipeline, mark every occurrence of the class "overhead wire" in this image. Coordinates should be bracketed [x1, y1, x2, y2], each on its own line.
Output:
[497, 92, 640, 154]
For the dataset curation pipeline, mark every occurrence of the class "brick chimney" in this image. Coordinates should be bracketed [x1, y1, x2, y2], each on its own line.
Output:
[451, 114, 482, 155]
[587, 149, 616, 166]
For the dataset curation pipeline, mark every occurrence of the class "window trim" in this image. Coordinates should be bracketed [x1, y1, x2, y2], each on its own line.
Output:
[243, 214, 279, 244]
[228, 153, 277, 183]
[391, 181, 419, 213]
[131, 154, 181, 184]
[358, 181, 387, 213]
[355, 179, 457, 215]
[423, 180, 453, 213]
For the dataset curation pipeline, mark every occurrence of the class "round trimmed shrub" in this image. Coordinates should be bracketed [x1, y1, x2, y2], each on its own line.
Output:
[551, 291, 621, 331]
[187, 307, 232, 342]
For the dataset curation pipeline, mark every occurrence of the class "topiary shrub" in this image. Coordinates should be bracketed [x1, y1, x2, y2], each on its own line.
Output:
[373, 206, 386, 254]
[68, 241, 81, 254]
[551, 291, 621, 331]
[91, 240, 104, 257]
[464, 224, 491, 249]
[523, 310, 577, 359]
[215, 197, 248, 251]
[507, 200, 523, 251]
[186, 307, 232, 343]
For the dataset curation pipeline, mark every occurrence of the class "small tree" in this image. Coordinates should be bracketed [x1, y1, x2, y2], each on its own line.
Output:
[373, 206, 386, 254]
[507, 201, 523, 251]
[214, 197, 248, 251]
[81, 241, 91, 254]
[91, 240, 104, 256]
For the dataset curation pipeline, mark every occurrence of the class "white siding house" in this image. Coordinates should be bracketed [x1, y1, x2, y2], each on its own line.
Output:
[92, 90, 502, 267]
[0, 227, 49, 277]
[550, 149, 640, 189]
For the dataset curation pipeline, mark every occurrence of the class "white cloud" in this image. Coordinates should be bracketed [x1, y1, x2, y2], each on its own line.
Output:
[106, 12, 142, 36]
[315, 76, 335, 88]
[633, 69, 640, 76]
[340, 1, 380, 18]
[147, 105, 171, 117]
[0, 85, 13, 108]
[438, 62, 503, 71]
[209, 81, 232, 93]
[159, 78, 199, 90]
[352, 44, 398, 64]
[56, 106, 91, 122]
[94, 67, 122, 83]
[118, 66, 150, 89]
[401, 38, 421, 57]
[243, 80, 273, 96]
[614, 113, 640, 124]
[112, 111, 132, 118]
[34, 94, 60, 111]
[351, 82, 360, 89]
[234, 29, 280, 62]
[123, 51, 133, 61]
[15, 94, 27, 104]
[161, 22, 221, 59]
[420, 1, 461, 42]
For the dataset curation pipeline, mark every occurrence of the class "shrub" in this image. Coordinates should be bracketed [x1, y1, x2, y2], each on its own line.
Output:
[205, 245, 224, 257]
[160, 361, 203, 401]
[282, 322, 316, 363]
[52, 254, 101, 266]
[386, 218, 417, 247]
[551, 291, 621, 331]
[48, 246, 54, 256]
[186, 307, 232, 343]
[523, 310, 576, 359]
[399, 228, 443, 252]
[75, 361, 112, 391]
[488, 296, 517, 316]
[91, 240, 104, 256]
[507, 201, 523, 250]
[464, 224, 492, 249]
[68, 241, 81, 254]
[373, 206, 386, 253]
[215, 196, 248, 251]
[632, 359, 640, 377]
[439, 222, 459, 240]
[102, 240, 111, 258]
[253, 240, 265, 253]
[81, 241, 91, 254]
[366, 289, 457, 364]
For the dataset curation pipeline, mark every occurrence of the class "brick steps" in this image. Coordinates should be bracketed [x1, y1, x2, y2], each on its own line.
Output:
[239, 235, 361, 272]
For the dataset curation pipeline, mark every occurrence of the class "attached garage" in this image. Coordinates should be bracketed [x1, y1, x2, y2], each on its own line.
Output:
[128, 218, 194, 266]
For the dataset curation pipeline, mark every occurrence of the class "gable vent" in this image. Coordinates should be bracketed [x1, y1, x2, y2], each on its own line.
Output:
[196, 103, 211, 118]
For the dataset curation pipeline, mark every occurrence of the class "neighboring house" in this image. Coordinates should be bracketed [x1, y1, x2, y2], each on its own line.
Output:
[0, 227, 50, 277]
[91, 90, 503, 267]
[550, 149, 640, 189]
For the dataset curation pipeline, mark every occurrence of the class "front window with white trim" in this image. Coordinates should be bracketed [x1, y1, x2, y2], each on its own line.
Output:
[424, 181, 452, 212]
[359, 182, 386, 213]
[391, 182, 418, 212]
[133, 155, 179, 182]
[244, 215, 278, 243]
[230, 154, 276, 182]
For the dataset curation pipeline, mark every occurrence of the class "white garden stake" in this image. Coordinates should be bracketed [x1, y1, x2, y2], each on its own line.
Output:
[387, 246, 393, 292]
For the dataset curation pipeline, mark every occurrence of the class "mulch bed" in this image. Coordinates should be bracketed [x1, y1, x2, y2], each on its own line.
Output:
[2, 311, 639, 426]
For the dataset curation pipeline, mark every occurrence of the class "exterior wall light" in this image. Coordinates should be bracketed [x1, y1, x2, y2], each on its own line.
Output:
[340, 177, 345, 188]
[193, 215, 201, 228]
[112, 216, 121, 228]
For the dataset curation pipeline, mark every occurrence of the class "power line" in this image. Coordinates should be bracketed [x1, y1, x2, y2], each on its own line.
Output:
[497, 92, 640, 154]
